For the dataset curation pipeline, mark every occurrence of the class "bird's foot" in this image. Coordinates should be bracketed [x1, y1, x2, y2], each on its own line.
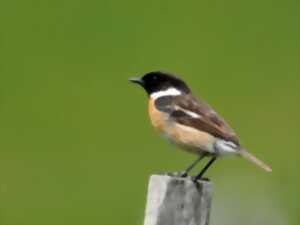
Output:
[191, 176, 210, 182]
[164, 171, 188, 178]
[191, 176, 198, 182]
[178, 171, 188, 177]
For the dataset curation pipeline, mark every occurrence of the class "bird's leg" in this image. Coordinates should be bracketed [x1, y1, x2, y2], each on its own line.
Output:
[192, 157, 217, 181]
[180, 155, 205, 177]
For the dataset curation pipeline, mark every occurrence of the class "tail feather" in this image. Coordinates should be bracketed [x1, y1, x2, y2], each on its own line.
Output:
[239, 150, 272, 172]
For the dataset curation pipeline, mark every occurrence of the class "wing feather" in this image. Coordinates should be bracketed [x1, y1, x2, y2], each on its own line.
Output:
[155, 95, 240, 146]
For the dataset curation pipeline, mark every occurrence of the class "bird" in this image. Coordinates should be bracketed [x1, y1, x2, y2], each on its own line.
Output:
[129, 71, 272, 180]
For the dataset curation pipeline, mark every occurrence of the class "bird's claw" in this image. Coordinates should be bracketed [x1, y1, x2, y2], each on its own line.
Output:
[191, 176, 210, 182]
[164, 171, 188, 177]
[178, 171, 188, 177]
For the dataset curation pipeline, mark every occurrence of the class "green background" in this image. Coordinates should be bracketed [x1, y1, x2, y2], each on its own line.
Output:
[0, 0, 299, 225]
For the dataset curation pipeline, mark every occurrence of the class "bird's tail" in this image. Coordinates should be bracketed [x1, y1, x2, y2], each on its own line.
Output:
[239, 149, 272, 172]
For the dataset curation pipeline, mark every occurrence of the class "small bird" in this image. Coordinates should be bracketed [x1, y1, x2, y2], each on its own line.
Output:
[130, 71, 272, 180]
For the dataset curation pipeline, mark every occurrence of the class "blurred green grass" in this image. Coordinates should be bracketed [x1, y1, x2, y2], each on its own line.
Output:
[0, 0, 299, 225]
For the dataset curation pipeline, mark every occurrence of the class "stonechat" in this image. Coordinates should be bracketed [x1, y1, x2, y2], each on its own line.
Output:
[130, 71, 272, 180]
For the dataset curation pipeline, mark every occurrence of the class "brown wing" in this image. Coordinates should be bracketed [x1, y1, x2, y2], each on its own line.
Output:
[169, 94, 240, 146]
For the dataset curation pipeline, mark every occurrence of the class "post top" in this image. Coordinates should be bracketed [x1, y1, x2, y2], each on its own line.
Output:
[144, 174, 213, 225]
[150, 174, 213, 188]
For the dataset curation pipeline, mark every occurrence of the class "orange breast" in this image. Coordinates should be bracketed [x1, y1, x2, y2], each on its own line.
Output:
[148, 97, 167, 132]
[148, 97, 215, 154]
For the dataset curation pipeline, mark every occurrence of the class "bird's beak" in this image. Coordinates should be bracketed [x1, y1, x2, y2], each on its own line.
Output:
[129, 77, 144, 86]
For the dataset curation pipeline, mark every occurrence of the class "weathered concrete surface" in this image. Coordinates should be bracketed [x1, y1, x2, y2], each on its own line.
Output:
[143, 175, 213, 225]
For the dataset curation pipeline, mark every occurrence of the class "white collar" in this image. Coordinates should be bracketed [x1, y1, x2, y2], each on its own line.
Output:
[150, 88, 182, 99]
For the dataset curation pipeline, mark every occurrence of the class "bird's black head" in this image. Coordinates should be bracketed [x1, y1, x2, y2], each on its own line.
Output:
[129, 71, 190, 95]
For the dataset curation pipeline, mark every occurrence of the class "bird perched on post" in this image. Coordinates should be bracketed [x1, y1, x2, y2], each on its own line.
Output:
[129, 71, 272, 180]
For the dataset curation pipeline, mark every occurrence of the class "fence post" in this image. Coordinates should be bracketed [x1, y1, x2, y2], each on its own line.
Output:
[143, 174, 213, 225]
